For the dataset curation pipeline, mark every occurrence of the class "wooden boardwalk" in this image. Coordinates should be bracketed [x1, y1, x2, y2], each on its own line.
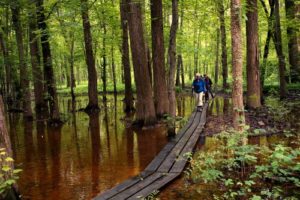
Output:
[94, 102, 208, 200]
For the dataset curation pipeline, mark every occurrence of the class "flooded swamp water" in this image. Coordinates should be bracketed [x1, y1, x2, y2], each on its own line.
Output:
[7, 95, 300, 199]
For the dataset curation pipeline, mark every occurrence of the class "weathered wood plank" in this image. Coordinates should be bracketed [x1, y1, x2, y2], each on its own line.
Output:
[93, 171, 154, 200]
[157, 111, 202, 173]
[170, 103, 208, 173]
[144, 111, 197, 172]
[110, 172, 163, 200]
[128, 173, 181, 200]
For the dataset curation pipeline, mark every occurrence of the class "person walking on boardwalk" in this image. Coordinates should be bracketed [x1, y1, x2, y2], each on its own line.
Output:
[192, 73, 206, 111]
[204, 74, 214, 101]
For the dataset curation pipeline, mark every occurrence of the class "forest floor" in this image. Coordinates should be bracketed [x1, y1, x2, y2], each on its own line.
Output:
[159, 90, 300, 200]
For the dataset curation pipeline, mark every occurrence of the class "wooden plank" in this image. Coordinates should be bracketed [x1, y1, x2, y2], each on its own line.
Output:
[144, 111, 197, 172]
[157, 111, 202, 173]
[93, 171, 154, 200]
[127, 173, 181, 200]
[170, 103, 208, 173]
[110, 172, 163, 200]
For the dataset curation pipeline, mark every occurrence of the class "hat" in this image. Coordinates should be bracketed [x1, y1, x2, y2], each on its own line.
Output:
[195, 73, 200, 77]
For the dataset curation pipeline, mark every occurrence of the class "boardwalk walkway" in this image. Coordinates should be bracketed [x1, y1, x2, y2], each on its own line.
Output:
[94, 102, 209, 200]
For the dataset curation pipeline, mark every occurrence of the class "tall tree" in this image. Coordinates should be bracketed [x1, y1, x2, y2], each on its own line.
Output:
[126, 0, 156, 126]
[28, 0, 48, 114]
[218, 0, 229, 89]
[36, 0, 61, 123]
[11, 1, 33, 119]
[285, 0, 300, 82]
[101, 22, 107, 101]
[168, 0, 179, 118]
[150, 0, 169, 117]
[80, 0, 99, 110]
[214, 28, 220, 85]
[230, 0, 245, 131]
[246, 0, 261, 108]
[120, 0, 134, 113]
[272, 0, 288, 98]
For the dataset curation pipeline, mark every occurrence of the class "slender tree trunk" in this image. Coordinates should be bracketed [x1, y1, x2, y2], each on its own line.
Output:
[218, 0, 229, 89]
[102, 24, 107, 101]
[150, 0, 169, 117]
[285, 0, 300, 82]
[230, 0, 245, 131]
[126, 0, 156, 126]
[176, 56, 181, 86]
[246, 0, 261, 108]
[28, 2, 48, 114]
[120, 0, 134, 113]
[215, 28, 220, 86]
[168, 0, 178, 118]
[70, 33, 76, 101]
[11, 2, 33, 119]
[36, 0, 61, 123]
[261, 29, 271, 89]
[146, 46, 153, 86]
[272, 0, 288, 98]
[111, 44, 117, 94]
[179, 55, 185, 88]
[80, 0, 99, 110]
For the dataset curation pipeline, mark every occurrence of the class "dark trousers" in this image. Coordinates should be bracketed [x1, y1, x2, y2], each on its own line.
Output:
[205, 87, 214, 101]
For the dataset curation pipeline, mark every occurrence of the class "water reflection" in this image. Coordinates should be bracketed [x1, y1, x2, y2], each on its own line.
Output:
[11, 95, 195, 200]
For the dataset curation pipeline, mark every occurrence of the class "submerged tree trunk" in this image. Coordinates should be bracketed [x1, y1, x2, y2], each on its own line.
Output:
[246, 0, 261, 108]
[126, 0, 156, 126]
[214, 28, 220, 86]
[230, 0, 245, 131]
[218, 0, 229, 89]
[11, 2, 33, 119]
[285, 0, 300, 82]
[168, 0, 178, 118]
[28, 1, 48, 114]
[80, 0, 99, 110]
[36, 0, 61, 123]
[120, 0, 134, 113]
[272, 0, 288, 98]
[150, 0, 169, 117]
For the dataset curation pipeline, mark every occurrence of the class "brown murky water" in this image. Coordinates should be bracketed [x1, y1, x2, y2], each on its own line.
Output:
[8, 94, 195, 200]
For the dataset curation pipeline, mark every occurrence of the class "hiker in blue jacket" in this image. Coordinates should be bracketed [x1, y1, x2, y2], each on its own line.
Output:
[192, 73, 206, 111]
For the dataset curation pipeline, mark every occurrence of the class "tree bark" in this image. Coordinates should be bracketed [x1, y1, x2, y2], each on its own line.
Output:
[70, 33, 76, 101]
[28, 2, 48, 114]
[36, 0, 61, 123]
[80, 0, 99, 110]
[285, 0, 300, 82]
[272, 0, 288, 98]
[101, 23, 107, 101]
[168, 0, 179, 118]
[11, 2, 33, 119]
[126, 0, 156, 126]
[179, 55, 185, 88]
[214, 28, 220, 86]
[111, 44, 117, 94]
[120, 0, 134, 113]
[246, 0, 261, 108]
[150, 0, 169, 117]
[218, 0, 229, 89]
[230, 0, 245, 131]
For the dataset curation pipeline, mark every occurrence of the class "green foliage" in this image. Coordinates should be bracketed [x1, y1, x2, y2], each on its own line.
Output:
[185, 129, 300, 199]
[0, 148, 22, 198]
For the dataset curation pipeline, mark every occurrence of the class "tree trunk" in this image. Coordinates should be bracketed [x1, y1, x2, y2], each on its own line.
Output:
[230, 0, 245, 131]
[176, 56, 181, 86]
[179, 55, 185, 89]
[126, 0, 156, 126]
[36, 0, 61, 123]
[214, 28, 220, 86]
[28, 1, 48, 114]
[146, 46, 153, 87]
[168, 0, 179, 118]
[218, 0, 229, 89]
[111, 44, 117, 94]
[285, 0, 300, 82]
[70, 33, 76, 101]
[11, 2, 33, 119]
[246, 0, 261, 108]
[272, 0, 288, 98]
[80, 0, 99, 110]
[150, 0, 169, 117]
[120, 0, 134, 113]
[102, 24, 107, 101]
